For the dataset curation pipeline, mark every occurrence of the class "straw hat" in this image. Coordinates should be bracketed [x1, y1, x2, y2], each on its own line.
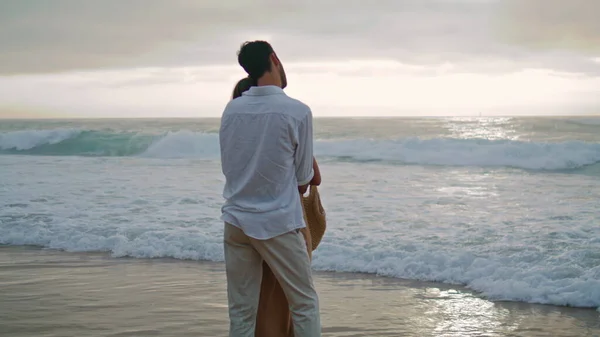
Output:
[301, 185, 326, 251]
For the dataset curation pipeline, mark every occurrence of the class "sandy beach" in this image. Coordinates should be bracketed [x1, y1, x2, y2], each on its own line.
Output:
[1, 246, 598, 337]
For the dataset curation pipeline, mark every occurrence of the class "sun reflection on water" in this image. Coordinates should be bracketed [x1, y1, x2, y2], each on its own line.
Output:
[421, 287, 519, 337]
[444, 117, 519, 140]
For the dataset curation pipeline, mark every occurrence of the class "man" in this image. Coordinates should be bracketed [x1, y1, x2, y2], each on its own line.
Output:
[218, 40, 321, 337]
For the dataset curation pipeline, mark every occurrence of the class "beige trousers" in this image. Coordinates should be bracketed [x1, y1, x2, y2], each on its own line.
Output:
[255, 226, 312, 337]
[223, 223, 321, 337]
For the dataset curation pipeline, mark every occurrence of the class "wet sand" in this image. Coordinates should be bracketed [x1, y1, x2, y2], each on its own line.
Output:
[0, 246, 598, 337]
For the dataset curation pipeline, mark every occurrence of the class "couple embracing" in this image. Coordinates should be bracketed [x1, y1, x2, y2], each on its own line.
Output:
[218, 40, 324, 337]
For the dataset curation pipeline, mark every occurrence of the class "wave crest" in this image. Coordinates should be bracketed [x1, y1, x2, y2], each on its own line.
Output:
[140, 131, 220, 159]
[1, 129, 599, 170]
[0, 128, 82, 151]
[316, 137, 600, 170]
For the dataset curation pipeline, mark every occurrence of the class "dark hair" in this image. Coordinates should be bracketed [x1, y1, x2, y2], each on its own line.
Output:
[237, 40, 274, 81]
[231, 77, 254, 99]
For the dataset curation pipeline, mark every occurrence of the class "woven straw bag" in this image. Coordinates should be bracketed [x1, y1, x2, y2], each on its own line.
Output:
[301, 185, 326, 251]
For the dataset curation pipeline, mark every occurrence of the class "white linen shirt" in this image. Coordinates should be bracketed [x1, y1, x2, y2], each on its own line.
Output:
[219, 85, 314, 240]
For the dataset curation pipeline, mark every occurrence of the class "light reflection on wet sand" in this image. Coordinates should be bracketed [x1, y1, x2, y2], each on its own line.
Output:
[1, 247, 598, 337]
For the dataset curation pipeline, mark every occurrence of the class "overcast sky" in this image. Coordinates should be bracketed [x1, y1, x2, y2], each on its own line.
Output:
[1, 0, 599, 118]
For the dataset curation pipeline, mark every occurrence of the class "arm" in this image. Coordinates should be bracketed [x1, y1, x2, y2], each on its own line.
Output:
[295, 110, 314, 195]
[310, 157, 321, 186]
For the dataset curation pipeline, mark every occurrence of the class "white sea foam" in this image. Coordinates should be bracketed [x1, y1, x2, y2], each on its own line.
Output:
[311, 243, 600, 308]
[0, 128, 82, 150]
[1, 156, 599, 311]
[315, 137, 600, 170]
[139, 132, 600, 170]
[2, 129, 599, 171]
[140, 131, 220, 159]
[1, 218, 599, 310]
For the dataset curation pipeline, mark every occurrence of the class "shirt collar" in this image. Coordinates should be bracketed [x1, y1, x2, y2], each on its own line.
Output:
[243, 85, 285, 96]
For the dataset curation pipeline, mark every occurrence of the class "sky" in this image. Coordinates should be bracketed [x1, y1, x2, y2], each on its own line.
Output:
[0, 0, 599, 118]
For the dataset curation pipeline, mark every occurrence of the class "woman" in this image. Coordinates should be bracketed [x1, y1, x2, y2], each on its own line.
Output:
[231, 77, 322, 337]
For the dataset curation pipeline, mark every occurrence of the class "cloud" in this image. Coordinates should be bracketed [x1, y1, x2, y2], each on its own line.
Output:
[497, 0, 600, 53]
[0, 0, 599, 76]
[2, 60, 599, 118]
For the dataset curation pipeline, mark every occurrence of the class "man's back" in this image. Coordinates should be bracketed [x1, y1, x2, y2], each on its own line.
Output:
[219, 85, 314, 240]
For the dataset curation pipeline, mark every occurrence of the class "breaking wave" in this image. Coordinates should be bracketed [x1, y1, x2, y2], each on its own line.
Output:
[2, 129, 600, 170]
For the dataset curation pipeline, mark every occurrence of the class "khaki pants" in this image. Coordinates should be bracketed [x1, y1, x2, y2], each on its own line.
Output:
[256, 226, 312, 337]
[223, 223, 321, 337]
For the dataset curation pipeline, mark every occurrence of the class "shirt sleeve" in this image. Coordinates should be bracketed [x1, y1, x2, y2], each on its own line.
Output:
[295, 109, 314, 186]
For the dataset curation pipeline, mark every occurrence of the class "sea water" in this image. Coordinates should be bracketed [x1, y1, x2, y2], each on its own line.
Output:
[1, 117, 599, 311]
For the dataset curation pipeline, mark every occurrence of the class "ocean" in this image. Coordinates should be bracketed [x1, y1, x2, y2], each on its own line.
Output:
[1, 116, 599, 313]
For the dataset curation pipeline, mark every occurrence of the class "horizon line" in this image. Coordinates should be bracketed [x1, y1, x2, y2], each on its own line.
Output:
[1, 114, 599, 121]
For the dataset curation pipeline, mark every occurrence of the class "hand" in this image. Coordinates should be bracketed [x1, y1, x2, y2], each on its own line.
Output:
[298, 184, 309, 195]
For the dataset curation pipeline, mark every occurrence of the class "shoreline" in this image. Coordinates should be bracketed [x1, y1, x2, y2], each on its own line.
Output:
[1, 245, 599, 337]
[3, 244, 600, 312]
